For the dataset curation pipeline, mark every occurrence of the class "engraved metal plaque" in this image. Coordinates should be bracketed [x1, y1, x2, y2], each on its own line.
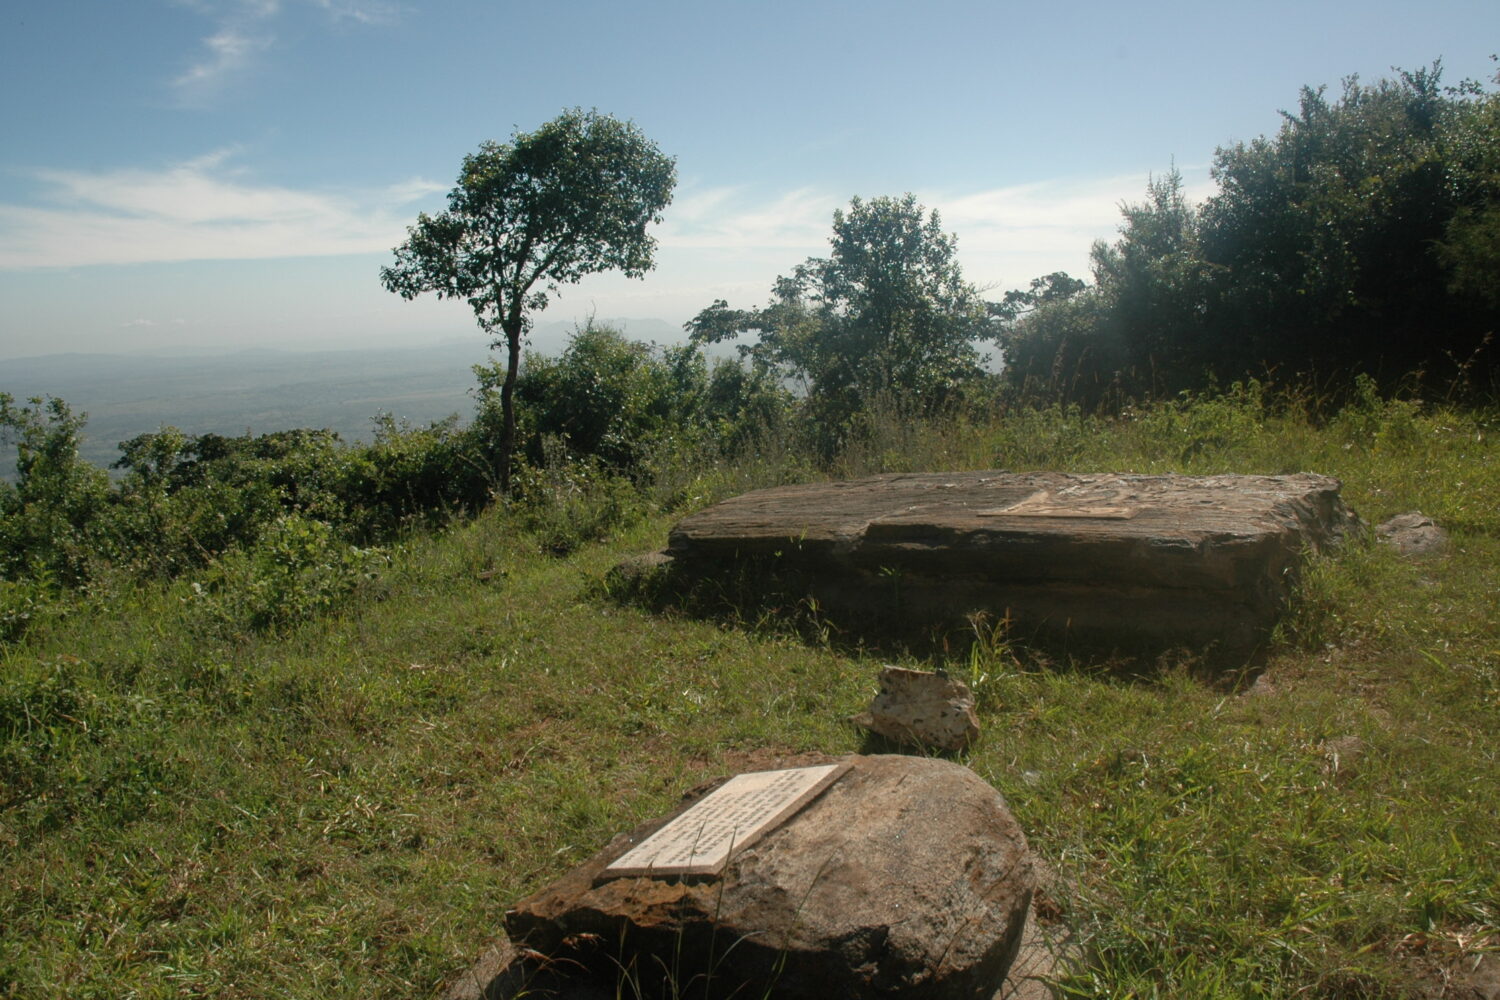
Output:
[602, 762, 849, 878]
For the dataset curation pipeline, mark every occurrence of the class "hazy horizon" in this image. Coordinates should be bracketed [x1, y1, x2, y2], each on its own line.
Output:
[0, 319, 744, 472]
[0, 316, 682, 364]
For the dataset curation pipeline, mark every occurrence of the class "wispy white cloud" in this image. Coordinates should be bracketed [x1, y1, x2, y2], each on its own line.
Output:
[926, 169, 1215, 252]
[0, 152, 444, 269]
[384, 177, 449, 204]
[654, 168, 1216, 294]
[310, 0, 402, 26]
[661, 186, 841, 251]
[172, 0, 398, 102]
[918, 166, 1212, 281]
[922, 167, 1215, 289]
[172, 0, 281, 101]
[119, 317, 187, 329]
[174, 27, 273, 97]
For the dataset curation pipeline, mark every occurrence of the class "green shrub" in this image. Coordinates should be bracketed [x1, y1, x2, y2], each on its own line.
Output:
[1329, 373, 1425, 453]
[183, 514, 389, 636]
[506, 442, 647, 555]
[0, 394, 112, 587]
[339, 414, 493, 537]
[0, 576, 58, 645]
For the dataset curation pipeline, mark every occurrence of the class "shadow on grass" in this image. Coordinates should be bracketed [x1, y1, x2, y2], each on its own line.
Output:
[600, 550, 1273, 690]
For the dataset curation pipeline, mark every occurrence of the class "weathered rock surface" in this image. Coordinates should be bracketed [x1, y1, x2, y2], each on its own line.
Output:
[499, 755, 1035, 1000]
[1375, 511, 1448, 557]
[446, 908, 1070, 1000]
[853, 666, 980, 751]
[653, 471, 1361, 658]
[447, 907, 1071, 1000]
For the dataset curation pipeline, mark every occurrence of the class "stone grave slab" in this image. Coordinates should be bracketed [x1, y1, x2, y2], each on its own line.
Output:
[647, 470, 1361, 659]
[493, 755, 1036, 1000]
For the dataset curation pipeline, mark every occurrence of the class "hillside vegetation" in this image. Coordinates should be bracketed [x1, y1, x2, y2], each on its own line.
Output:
[2, 384, 1497, 998]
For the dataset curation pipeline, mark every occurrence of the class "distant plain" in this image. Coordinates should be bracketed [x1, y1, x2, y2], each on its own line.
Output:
[1, 319, 681, 471]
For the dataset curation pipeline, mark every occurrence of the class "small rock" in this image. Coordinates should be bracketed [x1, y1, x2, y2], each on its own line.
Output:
[1375, 511, 1448, 557]
[1243, 671, 1277, 697]
[1321, 735, 1366, 783]
[852, 665, 981, 752]
[605, 550, 675, 592]
[1457, 951, 1500, 1000]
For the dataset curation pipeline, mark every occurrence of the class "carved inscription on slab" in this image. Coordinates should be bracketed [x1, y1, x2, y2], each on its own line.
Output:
[602, 763, 850, 878]
[977, 488, 1138, 520]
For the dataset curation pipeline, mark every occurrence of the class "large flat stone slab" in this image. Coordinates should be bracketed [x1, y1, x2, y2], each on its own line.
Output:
[496, 755, 1036, 1000]
[655, 471, 1360, 658]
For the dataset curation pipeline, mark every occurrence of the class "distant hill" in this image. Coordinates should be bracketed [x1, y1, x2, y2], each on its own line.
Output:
[1, 318, 683, 472]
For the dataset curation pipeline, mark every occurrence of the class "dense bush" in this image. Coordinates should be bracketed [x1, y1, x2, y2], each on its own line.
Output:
[0, 394, 112, 588]
[182, 513, 389, 636]
[1000, 64, 1500, 404]
[2, 401, 462, 642]
[491, 319, 792, 473]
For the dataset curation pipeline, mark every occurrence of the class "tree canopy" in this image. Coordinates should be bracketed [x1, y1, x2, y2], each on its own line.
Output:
[380, 109, 676, 491]
[688, 194, 991, 450]
[999, 62, 1500, 404]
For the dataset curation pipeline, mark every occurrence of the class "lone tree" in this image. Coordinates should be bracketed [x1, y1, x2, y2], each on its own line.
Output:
[381, 109, 675, 492]
[688, 194, 991, 451]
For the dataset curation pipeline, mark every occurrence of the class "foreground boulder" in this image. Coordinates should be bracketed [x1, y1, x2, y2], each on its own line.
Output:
[497, 755, 1035, 999]
[646, 471, 1360, 659]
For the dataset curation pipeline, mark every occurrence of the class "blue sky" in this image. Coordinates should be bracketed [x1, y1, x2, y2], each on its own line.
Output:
[1, 0, 1496, 360]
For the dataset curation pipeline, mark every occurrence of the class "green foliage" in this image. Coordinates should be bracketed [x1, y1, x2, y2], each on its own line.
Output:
[0, 666, 178, 840]
[0, 337, 794, 637]
[1436, 60, 1500, 307]
[381, 109, 676, 492]
[0, 577, 53, 643]
[509, 321, 697, 470]
[104, 417, 493, 585]
[1200, 67, 1465, 379]
[993, 281, 1118, 409]
[0, 394, 112, 588]
[1327, 373, 1425, 454]
[183, 513, 389, 636]
[1124, 380, 1277, 467]
[507, 445, 647, 555]
[496, 320, 793, 475]
[340, 414, 492, 534]
[689, 194, 993, 454]
[108, 427, 349, 578]
[1001, 64, 1500, 405]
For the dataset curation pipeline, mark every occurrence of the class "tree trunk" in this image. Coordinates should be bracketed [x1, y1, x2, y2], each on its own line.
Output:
[497, 314, 523, 495]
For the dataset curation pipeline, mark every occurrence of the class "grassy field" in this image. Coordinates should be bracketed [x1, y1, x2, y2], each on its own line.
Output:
[2, 388, 1497, 998]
